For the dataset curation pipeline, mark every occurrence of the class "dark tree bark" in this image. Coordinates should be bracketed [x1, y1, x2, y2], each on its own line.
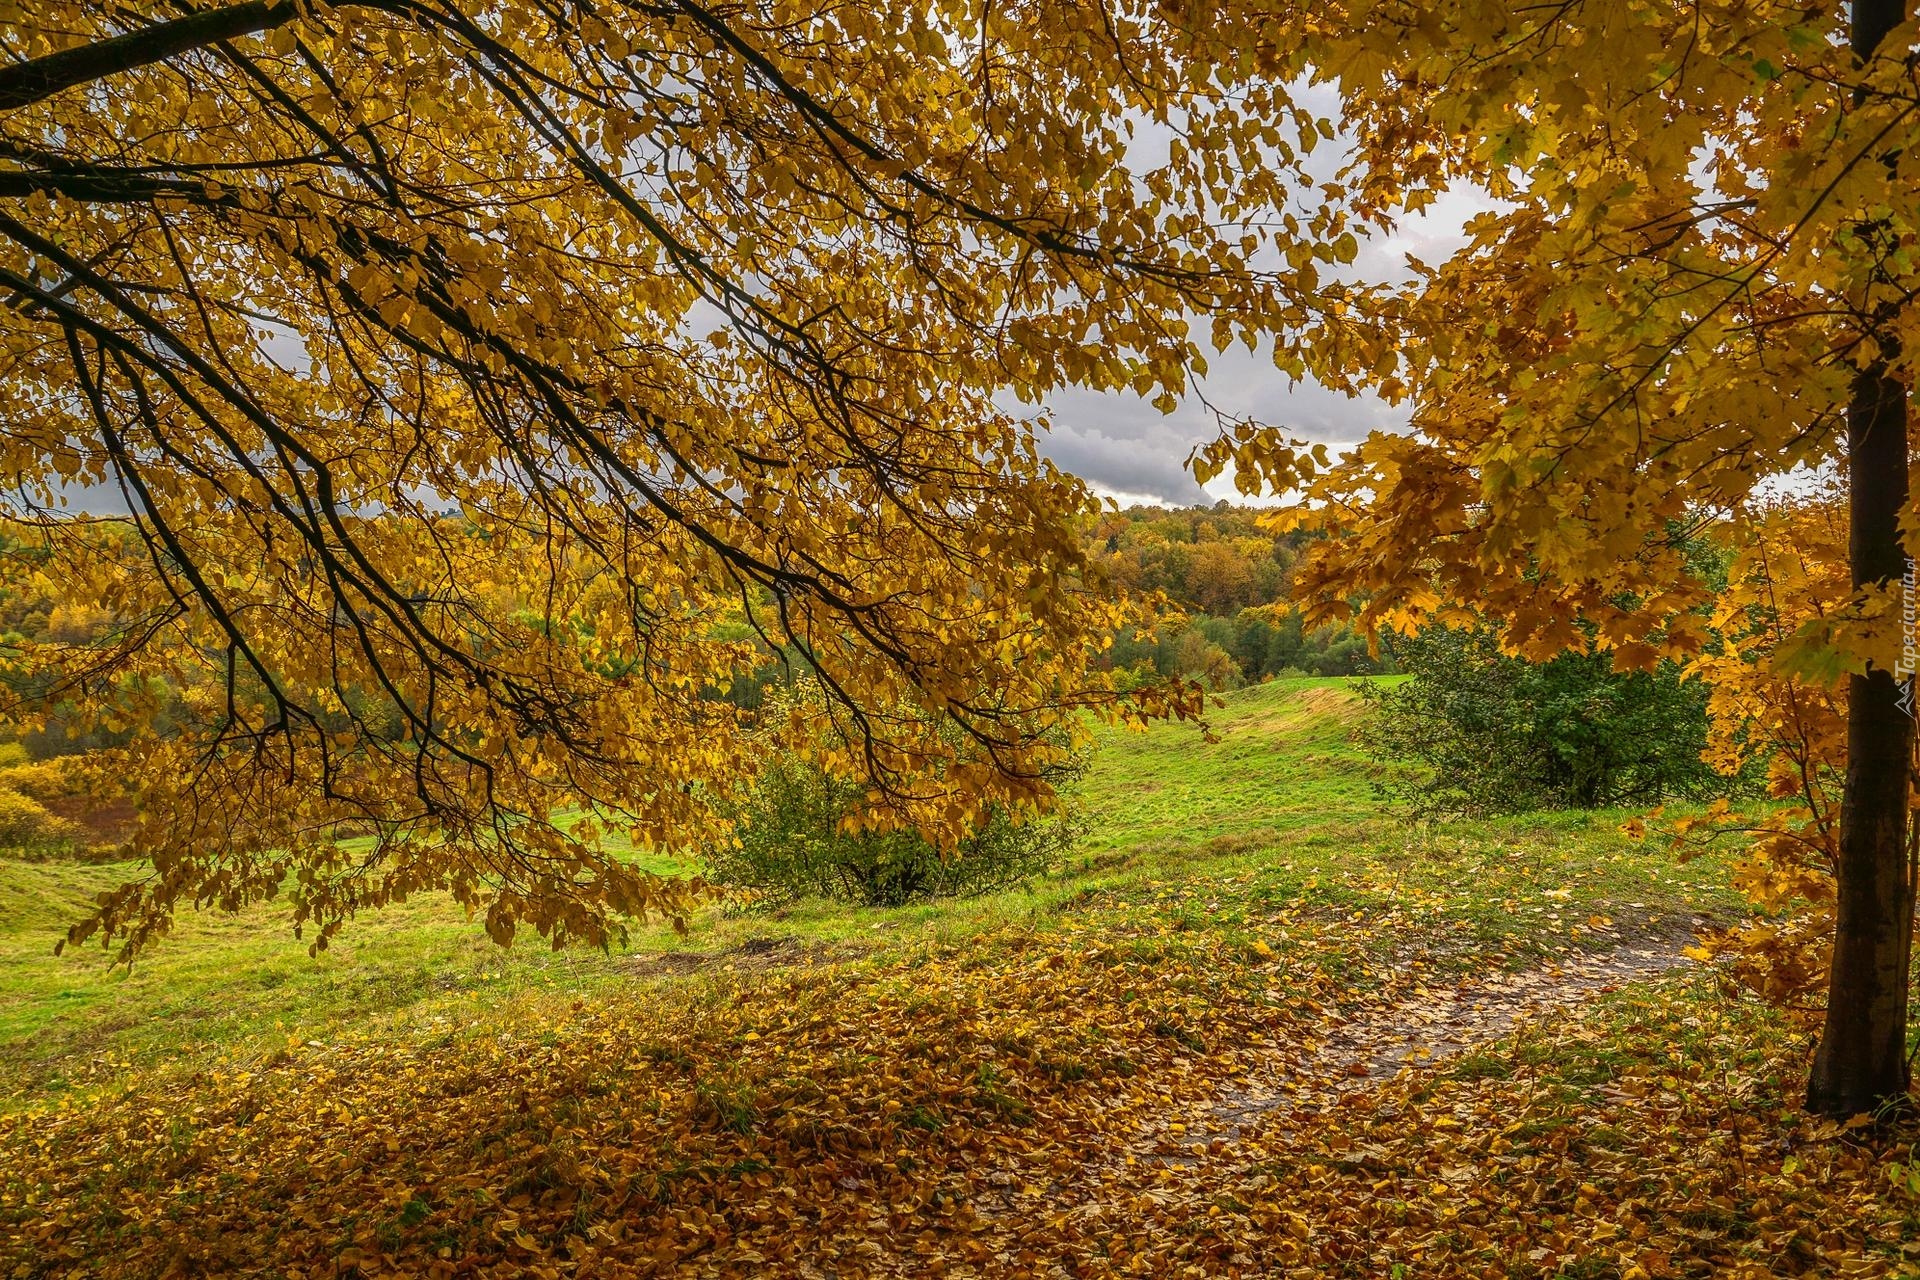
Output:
[1807, 0, 1916, 1118]
[1813, 367, 1915, 1115]
[0, 2, 296, 112]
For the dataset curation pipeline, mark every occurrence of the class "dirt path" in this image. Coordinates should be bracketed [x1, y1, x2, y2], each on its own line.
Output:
[1119, 930, 1699, 1168]
[955, 930, 1707, 1259]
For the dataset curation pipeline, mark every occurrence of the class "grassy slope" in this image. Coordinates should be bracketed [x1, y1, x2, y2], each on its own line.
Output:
[0, 677, 1733, 1102]
[7, 679, 1918, 1278]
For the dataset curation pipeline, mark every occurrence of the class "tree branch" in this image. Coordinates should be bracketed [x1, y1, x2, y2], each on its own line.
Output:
[0, 0, 298, 111]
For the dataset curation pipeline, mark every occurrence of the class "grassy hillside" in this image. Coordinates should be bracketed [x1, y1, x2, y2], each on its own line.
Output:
[7, 678, 1916, 1278]
[0, 677, 1733, 1103]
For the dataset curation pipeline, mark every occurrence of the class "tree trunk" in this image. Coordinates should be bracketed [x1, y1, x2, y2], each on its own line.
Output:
[1807, 0, 1915, 1119]
[1811, 368, 1914, 1115]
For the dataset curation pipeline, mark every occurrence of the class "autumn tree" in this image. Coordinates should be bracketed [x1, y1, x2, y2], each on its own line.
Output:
[1215, 1, 1920, 1114]
[0, 1, 1363, 959]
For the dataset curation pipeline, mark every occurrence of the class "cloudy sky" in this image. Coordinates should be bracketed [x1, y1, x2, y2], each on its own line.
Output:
[1034, 185, 1490, 508]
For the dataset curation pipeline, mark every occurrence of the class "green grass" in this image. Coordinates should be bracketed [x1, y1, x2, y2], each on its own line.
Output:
[0, 676, 1742, 1104]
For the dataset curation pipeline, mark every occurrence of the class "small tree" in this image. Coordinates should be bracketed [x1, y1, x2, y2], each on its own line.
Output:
[1360, 627, 1723, 818]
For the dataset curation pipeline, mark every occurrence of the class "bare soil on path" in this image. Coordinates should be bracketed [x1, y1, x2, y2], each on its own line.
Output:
[1031, 928, 1704, 1224]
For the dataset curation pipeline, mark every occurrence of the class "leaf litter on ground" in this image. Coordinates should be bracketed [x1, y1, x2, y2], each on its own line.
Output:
[5, 901, 1918, 1279]
[0, 680, 1899, 1277]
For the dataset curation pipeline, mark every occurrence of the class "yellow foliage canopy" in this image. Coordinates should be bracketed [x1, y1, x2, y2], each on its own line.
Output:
[1259, 2, 1919, 675]
[0, 1, 1370, 957]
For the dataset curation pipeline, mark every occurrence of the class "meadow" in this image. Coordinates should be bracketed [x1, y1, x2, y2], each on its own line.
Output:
[0, 679, 1729, 1104]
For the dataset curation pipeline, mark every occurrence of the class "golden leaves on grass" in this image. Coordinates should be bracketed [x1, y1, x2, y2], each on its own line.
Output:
[5, 922, 1917, 1277]
[0, 923, 1312, 1278]
[1202, 985, 1920, 1279]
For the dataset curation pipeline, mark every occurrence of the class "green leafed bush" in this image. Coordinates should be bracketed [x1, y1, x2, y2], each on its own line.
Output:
[1359, 626, 1729, 818]
[707, 752, 1083, 910]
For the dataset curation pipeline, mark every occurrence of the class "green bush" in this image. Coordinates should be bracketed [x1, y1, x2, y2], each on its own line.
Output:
[707, 752, 1083, 909]
[1359, 626, 1726, 817]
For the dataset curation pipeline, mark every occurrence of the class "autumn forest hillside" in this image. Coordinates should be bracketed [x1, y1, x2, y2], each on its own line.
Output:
[1084, 506, 1388, 685]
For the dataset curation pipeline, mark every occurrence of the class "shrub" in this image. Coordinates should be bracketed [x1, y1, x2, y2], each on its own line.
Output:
[708, 752, 1083, 909]
[0, 758, 75, 803]
[1360, 626, 1726, 818]
[0, 786, 80, 854]
[0, 758, 134, 856]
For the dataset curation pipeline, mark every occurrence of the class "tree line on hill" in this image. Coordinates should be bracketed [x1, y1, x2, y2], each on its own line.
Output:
[1084, 504, 1389, 686]
[0, 505, 1719, 864]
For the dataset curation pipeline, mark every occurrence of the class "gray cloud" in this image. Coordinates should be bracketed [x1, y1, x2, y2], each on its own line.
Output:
[1037, 416, 1213, 507]
[1036, 363, 1401, 508]
[1034, 185, 1490, 507]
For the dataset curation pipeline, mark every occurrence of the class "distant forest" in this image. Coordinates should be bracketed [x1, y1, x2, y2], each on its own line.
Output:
[1084, 504, 1390, 688]
[0, 506, 1384, 766]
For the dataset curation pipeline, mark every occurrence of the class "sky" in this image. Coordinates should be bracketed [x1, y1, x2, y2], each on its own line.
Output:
[1033, 187, 1490, 508]
[58, 194, 1482, 517]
